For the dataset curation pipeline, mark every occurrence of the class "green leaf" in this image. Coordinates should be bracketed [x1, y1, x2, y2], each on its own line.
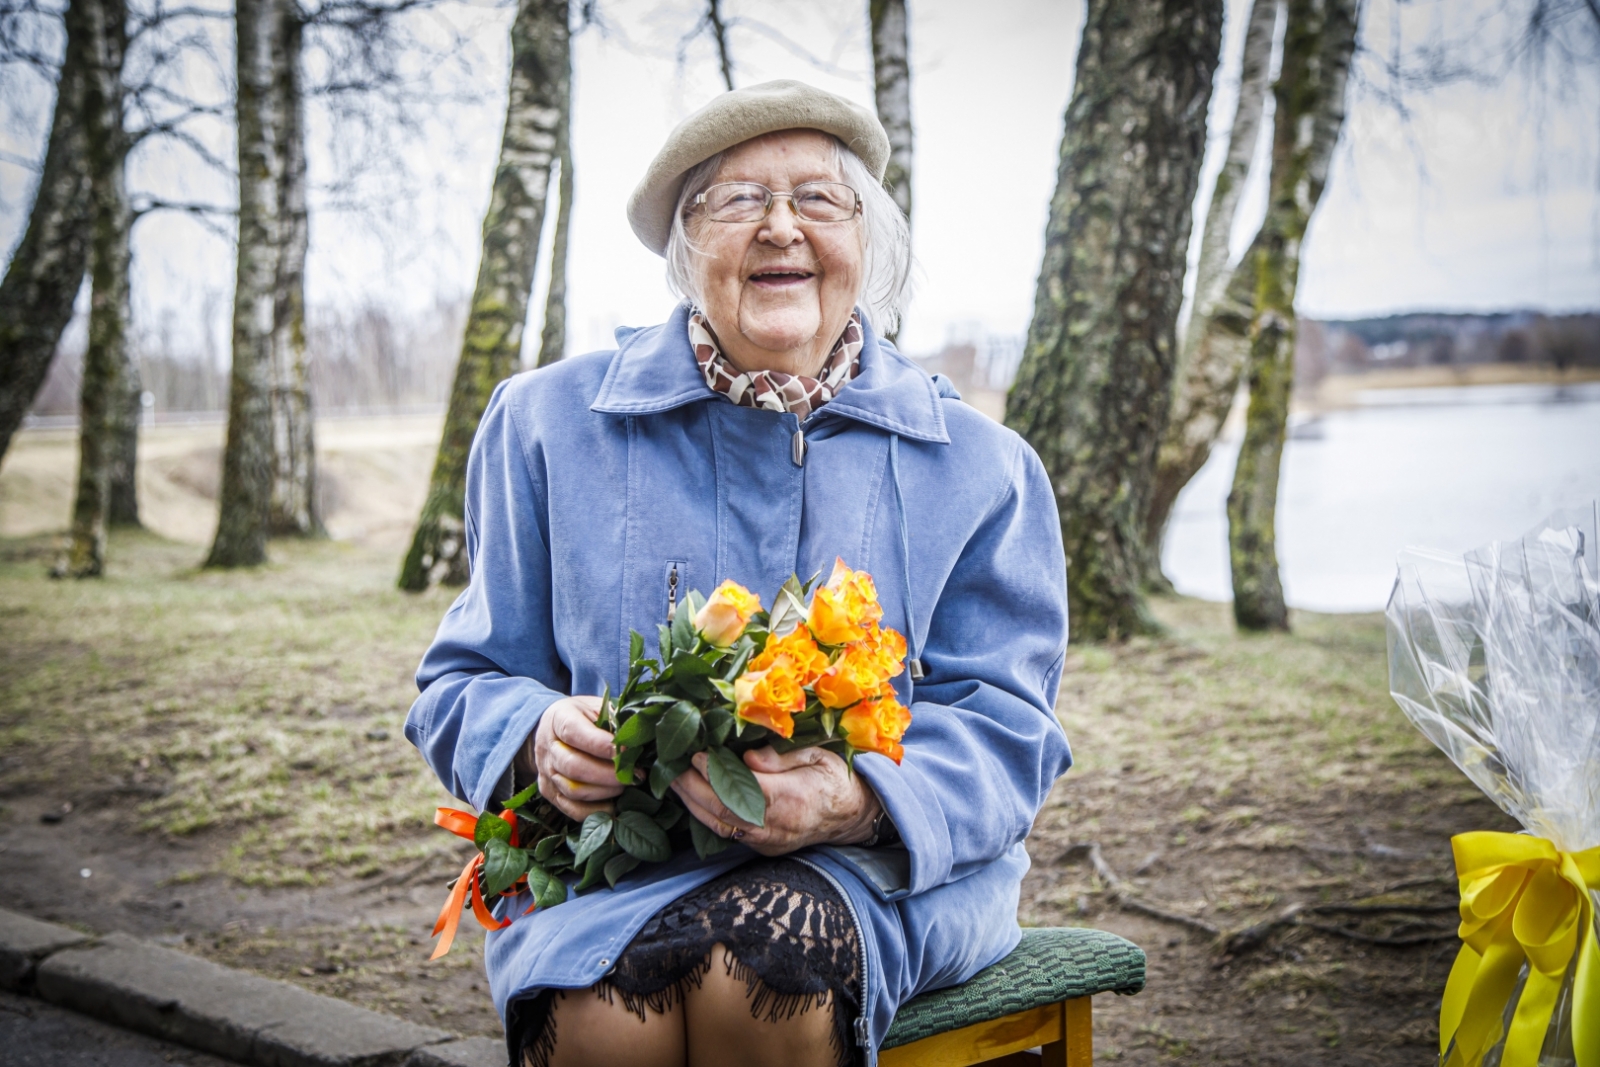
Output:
[707, 746, 766, 827]
[502, 781, 541, 812]
[526, 865, 568, 910]
[690, 817, 732, 860]
[612, 712, 656, 749]
[572, 812, 614, 867]
[603, 853, 642, 889]
[703, 706, 735, 746]
[671, 594, 698, 649]
[615, 763, 636, 786]
[629, 630, 644, 663]
[482, 838, 530, 897]
[648, 757, 689, 798]
[656, 701, 703, 763]
[614, 810, 672, 863]
[766, 575, 809, 637]
[670, 650, 715, 677]
[474, 811, 513, 849]
[658, 623, 675, 660]
[676, 673, 714, 701]
[653, 804, 684, 832]
[533, 835, 563, 863]
[616, 787, 662, 816]
[575, 841, 617, 892]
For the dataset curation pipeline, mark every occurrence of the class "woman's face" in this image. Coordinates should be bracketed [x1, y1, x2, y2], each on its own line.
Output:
[689, 130, 865, 378]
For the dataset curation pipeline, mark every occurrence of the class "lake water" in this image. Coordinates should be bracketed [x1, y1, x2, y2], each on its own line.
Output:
[1162, 382, 1600, 613]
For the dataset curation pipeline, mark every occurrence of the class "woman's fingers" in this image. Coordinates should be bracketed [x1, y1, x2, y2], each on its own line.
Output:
[741, 744, 827, 774]
[553, 696, 615, 760]
[538, 769, 615, 821]
[544, 738, 622, 798]
[672, 765, 759, 840]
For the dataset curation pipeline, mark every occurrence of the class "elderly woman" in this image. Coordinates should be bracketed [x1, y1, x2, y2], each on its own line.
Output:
[406, 80, 1071, 1067]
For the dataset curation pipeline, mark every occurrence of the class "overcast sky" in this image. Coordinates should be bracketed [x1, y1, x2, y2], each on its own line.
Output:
[1, 0, 1597, 363]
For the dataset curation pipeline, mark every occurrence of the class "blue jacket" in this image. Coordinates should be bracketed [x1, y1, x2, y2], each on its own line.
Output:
[406, 303, 1072, 1063]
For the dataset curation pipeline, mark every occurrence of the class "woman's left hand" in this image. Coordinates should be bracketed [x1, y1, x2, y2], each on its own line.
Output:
[671, 746, 881, 856]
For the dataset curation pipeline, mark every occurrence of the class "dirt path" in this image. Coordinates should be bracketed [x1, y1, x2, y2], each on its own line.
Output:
[0, 533, 1507, 1063]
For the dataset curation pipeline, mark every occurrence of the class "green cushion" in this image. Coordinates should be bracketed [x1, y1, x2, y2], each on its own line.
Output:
[881, 927, 1146, 1050]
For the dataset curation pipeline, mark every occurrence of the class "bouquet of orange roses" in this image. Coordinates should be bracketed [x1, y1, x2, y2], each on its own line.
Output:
[427, 560, 911, 958]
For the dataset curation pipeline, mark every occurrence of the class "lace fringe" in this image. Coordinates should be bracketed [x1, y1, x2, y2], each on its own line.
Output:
[520, 953, 855, 1067]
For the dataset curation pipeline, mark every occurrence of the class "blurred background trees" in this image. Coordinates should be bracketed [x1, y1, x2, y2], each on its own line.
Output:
[0, 0, 1595, 642]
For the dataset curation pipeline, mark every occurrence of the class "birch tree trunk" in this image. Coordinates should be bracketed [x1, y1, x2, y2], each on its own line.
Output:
[207, 0, 285, 568]
[267, 6, 321, 537]
[399, 0, 567, 591]
[64, 0, 130, 577]
[107, 354, 140, 525]
[535, 70, 571, 370]
[0, 0, 92, 467]
[869, 0, 912, 222]
[1227, 0, 1357, 630]
[1143, 0, 1278, 584]
[1004, 0, 1223, 642]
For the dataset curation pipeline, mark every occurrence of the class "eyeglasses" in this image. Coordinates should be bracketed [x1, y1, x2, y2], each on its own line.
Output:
[694, 182, 862, 224]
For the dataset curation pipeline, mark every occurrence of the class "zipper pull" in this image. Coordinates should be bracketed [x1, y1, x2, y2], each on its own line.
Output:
[791, 428, 805, 467]
[854, 1015, 870, 1047]
[667, 563, 679, 621]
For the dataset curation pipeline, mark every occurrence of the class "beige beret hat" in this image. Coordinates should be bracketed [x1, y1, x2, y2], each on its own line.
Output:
[627, 79, 890, 256]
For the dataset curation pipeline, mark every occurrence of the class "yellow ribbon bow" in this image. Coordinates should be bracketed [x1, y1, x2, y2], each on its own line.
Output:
[1440, 831, 1600, 1067]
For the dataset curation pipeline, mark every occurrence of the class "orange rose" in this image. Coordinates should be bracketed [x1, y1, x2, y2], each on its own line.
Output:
[839, 693, 912, 764]
[694, 580, 762, 647]
[733, 661, 805, 738]
[748, 623, 829, 685]
[807, 558, 883, 646]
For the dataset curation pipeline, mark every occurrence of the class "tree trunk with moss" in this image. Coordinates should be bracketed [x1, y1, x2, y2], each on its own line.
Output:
[107, 353, 140, 525]
[64, 0, 130, 577]
[267, 7, 321, 537]
[869, 0, 912, 222]
[1143, 0, 1278, 587]
[399, 0, 568, 591]
[207, 0, 285, 568]
[1227, 0, 1356, 631]
[0, 0, 92, 468]
[1004, 0, 1223, 642]
[535, 66, 571, 370]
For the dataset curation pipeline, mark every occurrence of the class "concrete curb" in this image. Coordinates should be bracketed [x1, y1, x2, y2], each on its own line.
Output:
[0, 908, 504, 1067]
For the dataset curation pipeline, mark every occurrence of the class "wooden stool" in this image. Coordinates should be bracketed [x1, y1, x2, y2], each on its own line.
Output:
[878, 928, 1145, 1067]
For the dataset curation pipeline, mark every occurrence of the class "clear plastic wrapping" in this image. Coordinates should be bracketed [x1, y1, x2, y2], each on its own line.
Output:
[1387, 501, 1600, 855]
[1387, 502, 1600, 1067]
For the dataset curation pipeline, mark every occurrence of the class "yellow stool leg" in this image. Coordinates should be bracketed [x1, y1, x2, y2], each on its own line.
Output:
[1039, 997, 1091, 1067]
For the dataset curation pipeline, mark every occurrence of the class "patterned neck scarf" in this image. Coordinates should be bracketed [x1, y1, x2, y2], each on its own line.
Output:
[689, 309, 864, 422]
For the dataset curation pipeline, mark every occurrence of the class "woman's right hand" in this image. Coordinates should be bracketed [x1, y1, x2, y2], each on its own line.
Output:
[520, 696, 622, 822]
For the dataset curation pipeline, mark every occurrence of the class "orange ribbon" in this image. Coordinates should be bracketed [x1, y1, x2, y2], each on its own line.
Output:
[429, 806, 519, 960]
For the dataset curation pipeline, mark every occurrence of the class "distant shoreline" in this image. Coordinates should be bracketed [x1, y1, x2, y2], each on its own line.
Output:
[1310, 362, 1600, 409]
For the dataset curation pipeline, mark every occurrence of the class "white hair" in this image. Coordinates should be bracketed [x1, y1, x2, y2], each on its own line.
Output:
[663, 135, 913, 337]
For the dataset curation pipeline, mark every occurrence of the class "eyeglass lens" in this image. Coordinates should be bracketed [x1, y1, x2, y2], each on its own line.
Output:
[701, 182, 859, 223]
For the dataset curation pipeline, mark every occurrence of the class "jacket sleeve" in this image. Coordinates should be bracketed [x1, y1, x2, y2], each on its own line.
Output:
[855, 437, 1071, 897]
[404, 380, 572, 811]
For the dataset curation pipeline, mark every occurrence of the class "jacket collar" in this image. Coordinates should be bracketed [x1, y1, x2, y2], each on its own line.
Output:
[590, 302, 950, 445]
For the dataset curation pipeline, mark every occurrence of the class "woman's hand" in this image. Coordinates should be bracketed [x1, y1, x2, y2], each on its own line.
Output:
[670, 746, 881, 856]
[521, 696, 622, 822]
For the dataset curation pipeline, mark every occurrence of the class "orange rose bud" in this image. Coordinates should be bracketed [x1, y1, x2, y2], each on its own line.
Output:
[733, 662, 805, 739]
[807, 558, 884, 646]
[694, 580, 762, 647]
[749, 623, 829, 684]
[839, 693, 912, 764]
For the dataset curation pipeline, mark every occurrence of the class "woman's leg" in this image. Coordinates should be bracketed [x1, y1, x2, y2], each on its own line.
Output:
[542, 985, 686, 1067]
[683, 944, 840, 1067]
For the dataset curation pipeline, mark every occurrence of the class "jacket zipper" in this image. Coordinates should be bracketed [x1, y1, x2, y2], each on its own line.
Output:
[796, 856, 872, 1052]
[666, 562, 680, 621]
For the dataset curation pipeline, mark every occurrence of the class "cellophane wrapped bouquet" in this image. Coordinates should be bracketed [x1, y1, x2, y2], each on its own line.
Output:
[1387, 503, 1600, 1067]
[427, 560, 912, 958]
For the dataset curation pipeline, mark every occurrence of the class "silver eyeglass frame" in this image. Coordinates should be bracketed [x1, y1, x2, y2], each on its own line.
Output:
[692, 181, 864, 224]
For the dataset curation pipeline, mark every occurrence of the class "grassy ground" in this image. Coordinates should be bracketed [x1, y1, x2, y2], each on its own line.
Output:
[0, 528, 1511, 1062]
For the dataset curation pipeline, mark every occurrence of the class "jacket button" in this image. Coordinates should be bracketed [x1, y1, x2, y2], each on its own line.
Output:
[599, 958, 610, 967]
